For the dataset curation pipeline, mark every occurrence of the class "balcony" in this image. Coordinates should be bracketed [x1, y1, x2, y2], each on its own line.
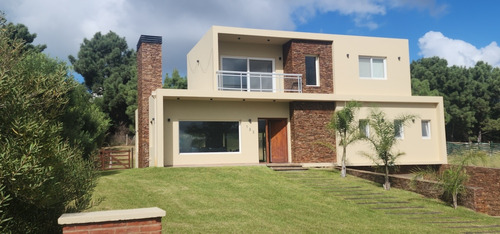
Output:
[217, 71, 302, 93]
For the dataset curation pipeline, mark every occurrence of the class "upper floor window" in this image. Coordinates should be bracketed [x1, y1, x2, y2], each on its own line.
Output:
[220, 57, 273, 91]
[359, 56, 386, 79]
[305, 55, 319, 86]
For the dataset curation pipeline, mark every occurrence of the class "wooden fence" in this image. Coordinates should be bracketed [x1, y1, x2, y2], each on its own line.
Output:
[98, 149, 132, 170]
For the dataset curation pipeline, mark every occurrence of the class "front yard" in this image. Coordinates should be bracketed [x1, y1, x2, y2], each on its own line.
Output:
[88, 167, 500, 233]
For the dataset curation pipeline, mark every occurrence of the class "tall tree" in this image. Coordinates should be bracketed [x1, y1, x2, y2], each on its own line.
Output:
[411, 57, 500, 142]
[69, 31, 137, 133]
[59, 80, 110, 159]
[1, 13, 46, 53]
[69, 31, 135, 94]
[361, 109, 415, 190]
[163, 68, 187, 89]
[327, 101, 362, 177]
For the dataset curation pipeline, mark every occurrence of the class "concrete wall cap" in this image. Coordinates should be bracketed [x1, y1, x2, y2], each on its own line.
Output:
[58, 207, 166, 225]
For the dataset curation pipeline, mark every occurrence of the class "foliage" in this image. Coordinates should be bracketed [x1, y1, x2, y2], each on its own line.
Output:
[443, 150, 487, 209]
[361, 109, 415, 190]
[411, 57, 500, 142]
[412, 150, 487, 209]
[60, 80, 110, 159]
[0, 13, 46, 53]
[69, 31, 137, 133]
[0, 23, 96, 232]
[326, 101, 362, 177]
[163, 68, 187, 89]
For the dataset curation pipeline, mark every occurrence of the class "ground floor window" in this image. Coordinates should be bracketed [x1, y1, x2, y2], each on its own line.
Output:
[179, 121, 240, 153]
[421, 120, 431, 139]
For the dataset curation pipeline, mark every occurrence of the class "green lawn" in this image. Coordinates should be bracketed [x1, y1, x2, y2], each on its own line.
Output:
[89, 167, 500, 233]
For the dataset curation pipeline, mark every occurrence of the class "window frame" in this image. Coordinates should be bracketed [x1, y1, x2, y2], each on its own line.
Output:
[178, 120, 241, 154]
[220, 56, 276, 91]
[421, 120, 431, 139]
[305, 55, 320, 86]
[359, 56, 387, 80]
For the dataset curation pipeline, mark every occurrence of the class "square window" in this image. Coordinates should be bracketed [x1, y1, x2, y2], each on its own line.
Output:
[305, 55, 319, 86]
[359, 56, 386, 79]
[421, 120, 431, 139]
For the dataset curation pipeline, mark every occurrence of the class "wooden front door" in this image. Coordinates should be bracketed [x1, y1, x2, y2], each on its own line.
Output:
[268, 119, 288, 163]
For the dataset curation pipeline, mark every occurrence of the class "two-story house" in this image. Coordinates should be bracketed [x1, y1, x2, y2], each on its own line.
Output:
[135, 26, 447, 168]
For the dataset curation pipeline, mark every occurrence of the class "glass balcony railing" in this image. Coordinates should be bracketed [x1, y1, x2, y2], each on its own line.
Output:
[216, 71, 302, 93]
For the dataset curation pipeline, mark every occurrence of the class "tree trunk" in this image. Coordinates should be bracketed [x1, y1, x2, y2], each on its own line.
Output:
[383, 164, 390, 190]
[341, 145, 347, 178]
[452, 192, 458, 209]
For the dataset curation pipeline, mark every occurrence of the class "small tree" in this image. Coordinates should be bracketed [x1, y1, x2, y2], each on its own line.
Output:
[442, 150, 486, 209]
[362, 109, 415, 190]
[327, 101, 362, 177]
[411, 150, 486, 209]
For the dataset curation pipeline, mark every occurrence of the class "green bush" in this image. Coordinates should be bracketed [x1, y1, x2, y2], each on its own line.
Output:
[0, 26, 97, 233]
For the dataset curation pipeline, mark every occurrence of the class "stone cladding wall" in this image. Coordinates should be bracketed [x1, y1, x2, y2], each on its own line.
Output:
[289, 101, 336, 163]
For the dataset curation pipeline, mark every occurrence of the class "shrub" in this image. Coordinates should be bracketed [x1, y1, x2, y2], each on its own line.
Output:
[0, 27, 96, 232]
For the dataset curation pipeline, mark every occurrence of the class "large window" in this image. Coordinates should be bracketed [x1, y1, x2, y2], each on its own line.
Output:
[221, 57, 273, 91]
[305, 55, 319, 86]
[359, 56, 386, 79]
[421, 120, 431, 139]
[179, 121, 240, 153]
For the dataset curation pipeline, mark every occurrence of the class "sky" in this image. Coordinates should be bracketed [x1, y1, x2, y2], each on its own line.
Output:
[2, 0, 500, 82]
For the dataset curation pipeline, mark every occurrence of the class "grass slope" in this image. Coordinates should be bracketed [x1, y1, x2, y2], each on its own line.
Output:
[89, 167, 499, 233]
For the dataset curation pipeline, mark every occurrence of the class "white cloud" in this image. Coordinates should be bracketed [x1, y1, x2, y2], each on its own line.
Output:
[2, 0, 448, 76]
[418, 31, 500, 67]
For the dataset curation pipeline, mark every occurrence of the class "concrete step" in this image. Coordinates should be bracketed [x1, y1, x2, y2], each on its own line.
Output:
[266, 163, 303, 167]
[267, 163, 308, 171]
[271, 167, 308, 171]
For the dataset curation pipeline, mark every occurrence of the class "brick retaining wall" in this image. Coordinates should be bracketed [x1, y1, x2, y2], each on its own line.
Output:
[58, 207, 166, 233]
[345, 166, 500, 216]
[440, 165, 500, 216]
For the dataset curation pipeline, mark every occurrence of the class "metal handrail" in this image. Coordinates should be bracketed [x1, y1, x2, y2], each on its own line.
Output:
[217, 71, 302, 93]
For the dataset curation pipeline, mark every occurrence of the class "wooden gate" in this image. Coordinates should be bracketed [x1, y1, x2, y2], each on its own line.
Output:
[98, 149, 132, 170]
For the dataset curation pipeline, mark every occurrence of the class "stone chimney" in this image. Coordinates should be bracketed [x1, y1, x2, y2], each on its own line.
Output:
[137, 35, 162, 168]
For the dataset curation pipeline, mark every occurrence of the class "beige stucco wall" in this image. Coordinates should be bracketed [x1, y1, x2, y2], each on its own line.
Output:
[162, 100, 290, 166]
[335, 100, 447, 166]
[332, 35, 412, 96]
[186, 27, 216, 91]
[188, 26, 411, 97]
[149, 93, 164, 167]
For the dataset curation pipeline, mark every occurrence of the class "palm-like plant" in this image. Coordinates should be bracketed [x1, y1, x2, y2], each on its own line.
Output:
[362, 109, 415, 190]
[441, 150, 486, 209]
[327, 101, 362, 177]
